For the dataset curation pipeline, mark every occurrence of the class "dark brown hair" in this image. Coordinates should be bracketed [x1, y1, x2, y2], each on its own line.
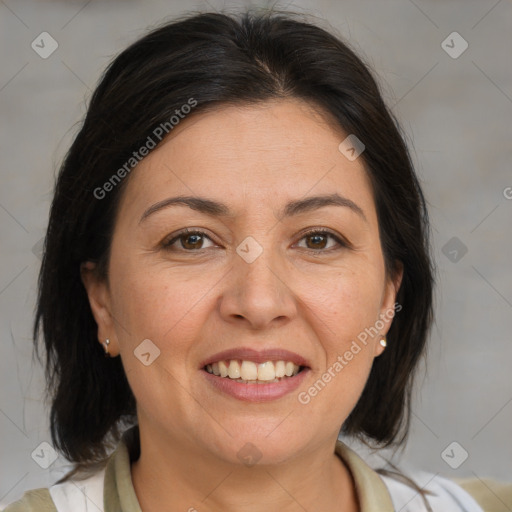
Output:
[35, 9, 434, 466]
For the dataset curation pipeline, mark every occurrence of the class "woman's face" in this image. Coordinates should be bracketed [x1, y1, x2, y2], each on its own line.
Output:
[84, 99, 401, 465]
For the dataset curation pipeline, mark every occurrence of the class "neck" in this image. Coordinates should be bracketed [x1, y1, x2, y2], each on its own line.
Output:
[131, 426, 359, 512]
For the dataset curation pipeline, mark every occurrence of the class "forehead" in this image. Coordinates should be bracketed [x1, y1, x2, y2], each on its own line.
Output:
[118, 99, 376, 221]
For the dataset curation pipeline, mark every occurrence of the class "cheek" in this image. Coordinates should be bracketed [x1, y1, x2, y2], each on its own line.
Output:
[296, 262, 384, 343]
[293, 262, 383, 410]
[107, 259, 220, 423]
[108, 255, 220, 353]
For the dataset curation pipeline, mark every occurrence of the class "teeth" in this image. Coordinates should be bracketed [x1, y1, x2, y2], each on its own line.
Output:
[240, 361, 258, 380]
[228, 360, 241, 379]
[285, 361, 295, 377]
[257, 361, 275, 381]
[275, 360, 286, 378]
[206, 359, 302, 382]
[218, 360, 229, 377]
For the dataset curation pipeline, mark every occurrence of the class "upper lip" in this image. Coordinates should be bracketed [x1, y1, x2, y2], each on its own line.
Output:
[199, 347, 310, 369]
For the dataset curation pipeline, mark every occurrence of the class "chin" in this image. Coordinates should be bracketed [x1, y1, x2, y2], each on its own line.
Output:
[203, 421, 312, 467]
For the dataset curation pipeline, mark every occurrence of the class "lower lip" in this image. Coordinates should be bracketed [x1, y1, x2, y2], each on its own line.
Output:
[202, 368, 310, 402]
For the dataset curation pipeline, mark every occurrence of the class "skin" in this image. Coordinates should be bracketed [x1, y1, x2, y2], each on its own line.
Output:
[82, 99, 402, 512]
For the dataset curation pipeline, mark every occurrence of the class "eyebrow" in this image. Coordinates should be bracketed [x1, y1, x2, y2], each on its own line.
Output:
[139, 193, 367, 223]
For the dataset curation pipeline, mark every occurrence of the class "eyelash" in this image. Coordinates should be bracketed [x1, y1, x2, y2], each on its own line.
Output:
[161, 227, 349, 254]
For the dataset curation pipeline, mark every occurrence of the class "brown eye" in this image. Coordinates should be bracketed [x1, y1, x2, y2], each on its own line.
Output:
[162, 229, 215, 251]
[305, 233, 328, 249]
[296, 230, 346, 252]
[180, 233, 204, 250]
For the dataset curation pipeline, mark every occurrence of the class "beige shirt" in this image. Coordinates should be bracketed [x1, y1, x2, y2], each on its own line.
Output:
[3, 427, 510, 511]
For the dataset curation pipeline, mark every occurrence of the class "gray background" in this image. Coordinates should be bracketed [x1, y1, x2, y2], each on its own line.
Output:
[1, 0, 511, 507]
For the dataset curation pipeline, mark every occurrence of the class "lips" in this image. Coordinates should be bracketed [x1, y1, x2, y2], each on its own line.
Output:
[199, 347, 311, 401]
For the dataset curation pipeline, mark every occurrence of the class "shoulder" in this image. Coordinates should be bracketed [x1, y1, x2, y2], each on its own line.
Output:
[379, 470, 486, 512]
[379, 469, 512, 511]
[1, 468, 105, 512]
[336, 440, 488, 512]
[2, 489, 57, 512]
[456, 477, 512, 512]
[2, 426, 140, 512]
[335, 440, 500, 512]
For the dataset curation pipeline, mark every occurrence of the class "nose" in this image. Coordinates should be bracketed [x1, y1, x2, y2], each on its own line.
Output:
[218, 246, 298, 330]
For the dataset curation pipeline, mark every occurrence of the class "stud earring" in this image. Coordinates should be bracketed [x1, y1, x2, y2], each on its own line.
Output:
[379, 337, 387, 348]
[103, 338, 111, 357]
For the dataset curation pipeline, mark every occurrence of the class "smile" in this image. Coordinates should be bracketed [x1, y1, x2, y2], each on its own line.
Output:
[204, 359, 302, 383]
[200, 348, 311, 402]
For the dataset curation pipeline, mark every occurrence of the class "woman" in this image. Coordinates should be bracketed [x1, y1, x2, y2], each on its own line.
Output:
[4, 10, 509, 512]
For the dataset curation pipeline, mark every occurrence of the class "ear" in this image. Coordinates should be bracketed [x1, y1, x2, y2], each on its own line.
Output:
[80, 261, 120, 357]
[374, 262, 403, 357]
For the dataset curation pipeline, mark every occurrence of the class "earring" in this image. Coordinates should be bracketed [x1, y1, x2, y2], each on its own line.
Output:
[379, 337, 387, 348]
[103, 338, 111, 357]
